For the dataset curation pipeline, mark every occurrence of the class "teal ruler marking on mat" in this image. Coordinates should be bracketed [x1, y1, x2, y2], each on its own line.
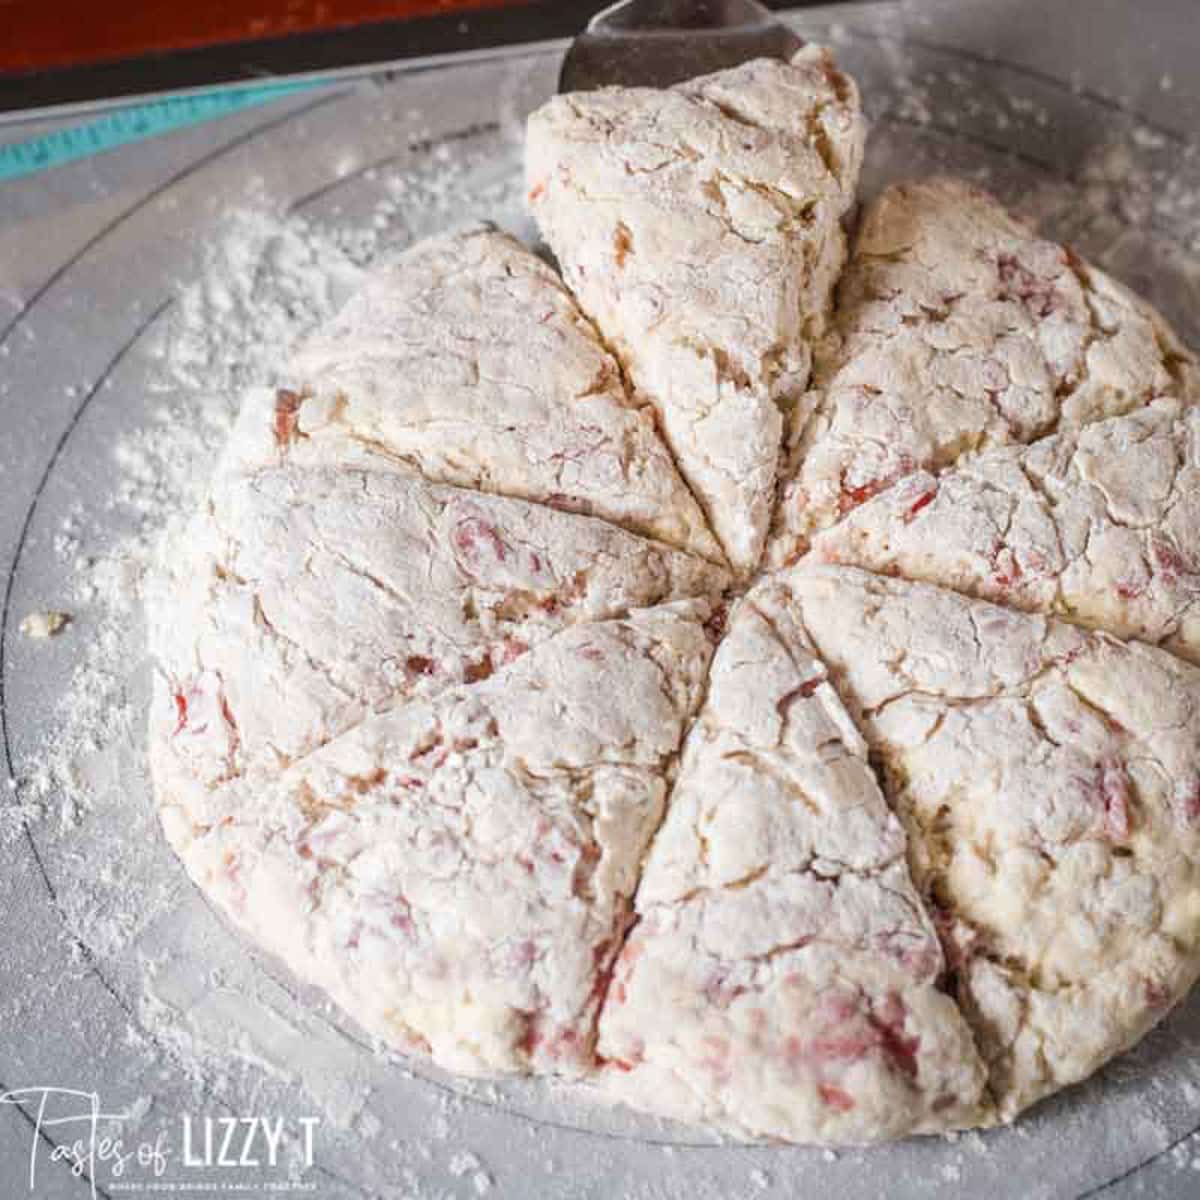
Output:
[0, 79, 325, 183]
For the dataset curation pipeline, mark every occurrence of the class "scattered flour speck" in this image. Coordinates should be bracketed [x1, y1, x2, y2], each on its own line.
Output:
[449, 1150, 482, 1177]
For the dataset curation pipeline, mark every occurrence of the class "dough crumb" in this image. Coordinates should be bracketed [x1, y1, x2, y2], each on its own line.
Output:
[19, 610, 70, 639]
[449, 1150, 481, 1177]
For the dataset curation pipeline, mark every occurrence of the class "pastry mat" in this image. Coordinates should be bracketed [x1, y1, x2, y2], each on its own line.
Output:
[3, 2, 1200, 1196]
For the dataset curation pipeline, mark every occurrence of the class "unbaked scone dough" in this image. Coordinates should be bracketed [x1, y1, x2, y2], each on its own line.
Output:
[148, 455, 726, 831]
[596, 583, 991, 1142]
[148, 218, 730, 1086]
[148, 44, 1200, 1147]
[279, 226, 721, 564]
[811, 398, 1200, 662]
[785, 565, 1200, 1119]
[528, 47, 865, 574]
[770, 178, 1198, 564]
[165, 603, 714, 1076]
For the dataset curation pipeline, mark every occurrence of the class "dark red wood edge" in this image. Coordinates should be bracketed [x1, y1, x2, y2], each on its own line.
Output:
[0, 1, 826, 116]
[0, 1, 528, 74]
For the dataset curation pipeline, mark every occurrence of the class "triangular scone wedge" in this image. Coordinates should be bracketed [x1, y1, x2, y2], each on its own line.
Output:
[785, 565, 1200, 1120]
[527, 47, 865, 575]
[148, 462, 728, 835]
[167, 603, 715, 1077]
[596, 583, 990, 1142]
[244, 227, 720, 563]
[811, 399, 1200, 663]
[771, 178, 1199, 564]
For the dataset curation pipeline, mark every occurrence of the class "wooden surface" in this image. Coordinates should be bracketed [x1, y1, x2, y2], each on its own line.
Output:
[0, 0, 530, 74]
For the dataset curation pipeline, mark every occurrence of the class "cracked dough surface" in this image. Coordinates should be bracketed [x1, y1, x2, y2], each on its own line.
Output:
[528, 46, 865, 574]
[597, 584, 990, 1141]
[770, 177, 1198, 564]
[281, 226, 721, 564]
[149, 439, 727, 830]
[812, 399, 1200, 663]
[164, 604, 713, 1077]
[148, 46, 1200, 1147]
[784, 566, 1200, 1119]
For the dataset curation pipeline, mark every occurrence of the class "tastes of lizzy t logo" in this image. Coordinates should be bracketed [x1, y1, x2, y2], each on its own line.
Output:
[0, 1087, 320, 1196]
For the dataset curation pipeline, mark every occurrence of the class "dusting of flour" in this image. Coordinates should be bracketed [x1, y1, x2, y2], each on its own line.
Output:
[14, 146, 526, 818]
[5, 139, 526, 1164]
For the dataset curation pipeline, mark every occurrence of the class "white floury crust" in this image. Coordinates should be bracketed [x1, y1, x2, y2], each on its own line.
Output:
[771, 178, 1198, 564]
[784, 565, 1200, 1119]
[148, 222, 730, 1092]
[528, 47, 866, 574]
[164, 605, 714, 1077]
[280, 227, 722, 564]
[147, 459, 728, 830]
[597, 585, 991, 1142]
[812, 399, 1200, 663]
